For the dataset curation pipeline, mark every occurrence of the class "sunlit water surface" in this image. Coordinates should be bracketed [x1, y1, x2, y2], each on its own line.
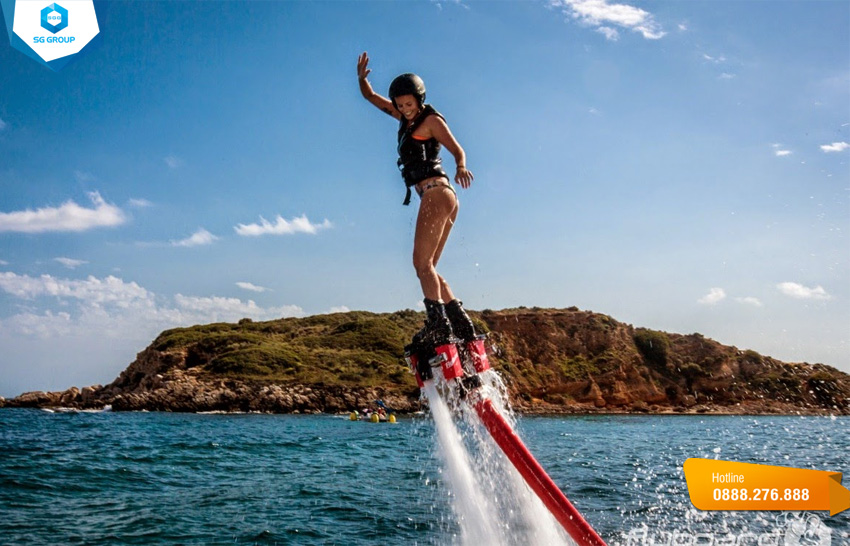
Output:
[1, 408, 847, 545]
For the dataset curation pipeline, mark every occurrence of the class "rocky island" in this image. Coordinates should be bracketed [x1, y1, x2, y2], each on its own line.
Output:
[2, 307, 848, 415]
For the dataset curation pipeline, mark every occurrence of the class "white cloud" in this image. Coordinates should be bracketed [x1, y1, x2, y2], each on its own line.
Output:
[234, 214, 332, 237]
[596, 26, 619, 40]
[236, 281, 270, 293]
[430, 0, 469, 10]
[588, 107, 601, 115]
[698, 287, 726, 305]
[74, 171, 96, 183]
[3, 310, 74, 337]
[174, 294, 302, 322]
[820, 141, 849, 153]
[777, 282, 831, 301]
[771, 143, 791, 156]
[551, 0, 664, 40]
[0, 273, 306, 394]
[0, 191, 126, 233]
[0, 272, 152, 306]
[171, 228, 218, 247]
[719, 73, 736, 80]
[54, 257, 88, 269]
[735, 296, 763, 307]
[326, 306, 351, 314]
[164, 155, 184, 169]
[702, 53, 726, 64]
[0, 117, 7, 131]
[677, 23, 688, 32]
[0, 272, 304, 340]
[128, 198, 153, 208]
[0, 260, 8, 266]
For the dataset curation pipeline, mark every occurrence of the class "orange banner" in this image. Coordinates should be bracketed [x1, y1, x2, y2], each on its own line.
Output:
[683, 458, 849, 516]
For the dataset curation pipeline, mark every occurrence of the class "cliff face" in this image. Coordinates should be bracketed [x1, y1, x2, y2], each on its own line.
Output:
[479, 308, 848, 414]
[3, 307, 849, 415]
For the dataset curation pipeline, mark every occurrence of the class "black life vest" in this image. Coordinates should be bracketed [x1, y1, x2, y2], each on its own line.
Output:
[397, 104, 448, 205]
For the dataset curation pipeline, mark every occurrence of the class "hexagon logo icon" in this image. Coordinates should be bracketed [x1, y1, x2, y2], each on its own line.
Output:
[40, 3, 67, 34]
[2, 0, 100, 71]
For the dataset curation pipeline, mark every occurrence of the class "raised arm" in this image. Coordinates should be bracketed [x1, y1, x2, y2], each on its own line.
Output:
[426, 116, 474, 189]
[358, 52, 399, 120]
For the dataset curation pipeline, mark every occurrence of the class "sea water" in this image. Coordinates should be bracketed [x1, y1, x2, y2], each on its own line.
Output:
[0, 408, 848, 545]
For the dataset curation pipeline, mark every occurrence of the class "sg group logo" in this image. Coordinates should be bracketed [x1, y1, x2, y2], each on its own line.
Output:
[40, 3, 69, 34]
[0, 0, 100, 71]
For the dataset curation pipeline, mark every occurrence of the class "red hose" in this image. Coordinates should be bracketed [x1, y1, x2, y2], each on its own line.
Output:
[473, 397, 607, 546]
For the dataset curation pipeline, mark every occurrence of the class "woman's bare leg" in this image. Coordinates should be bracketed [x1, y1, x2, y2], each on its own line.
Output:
[433, 201, 459, 301]
[413, 186, 459, 301]
[437, 274, 455, 303]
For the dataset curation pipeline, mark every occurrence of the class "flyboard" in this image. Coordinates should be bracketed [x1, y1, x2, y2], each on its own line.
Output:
[405, 336, 607, 546]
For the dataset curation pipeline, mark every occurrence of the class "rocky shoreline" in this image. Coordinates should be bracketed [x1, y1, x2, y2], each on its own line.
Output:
[3, 368, 846, 417]
[1, 383, 842, 416]
[2, 308, 849, 416]
[1, 368, 420, 415]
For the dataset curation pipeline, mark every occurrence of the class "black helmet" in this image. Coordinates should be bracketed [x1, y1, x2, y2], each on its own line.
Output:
[388, 73, 426, 106]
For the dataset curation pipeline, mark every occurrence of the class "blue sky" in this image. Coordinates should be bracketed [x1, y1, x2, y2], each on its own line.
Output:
[0, 0, 848, 397]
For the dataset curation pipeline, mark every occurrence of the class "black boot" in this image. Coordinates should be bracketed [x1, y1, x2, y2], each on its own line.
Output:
[445, 299, 476, 342]
[412, 298, 455, 349]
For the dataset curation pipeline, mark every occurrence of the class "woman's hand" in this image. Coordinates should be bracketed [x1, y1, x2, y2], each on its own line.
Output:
[357, 52, 398, 118]
[357, 52, 371, 81]
[455, 166, 474, 189]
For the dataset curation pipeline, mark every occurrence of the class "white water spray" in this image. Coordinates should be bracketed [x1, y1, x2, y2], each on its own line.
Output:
[424, 380, 504, 545]
[424, 371, 576, 546]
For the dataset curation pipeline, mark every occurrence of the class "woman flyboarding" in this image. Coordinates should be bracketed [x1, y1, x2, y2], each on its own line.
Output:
[357, 52, 477, 349]
[358, 55, 608, 546]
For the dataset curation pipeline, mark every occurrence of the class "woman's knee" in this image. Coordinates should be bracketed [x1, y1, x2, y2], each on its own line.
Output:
[413, 258, 435, 279]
